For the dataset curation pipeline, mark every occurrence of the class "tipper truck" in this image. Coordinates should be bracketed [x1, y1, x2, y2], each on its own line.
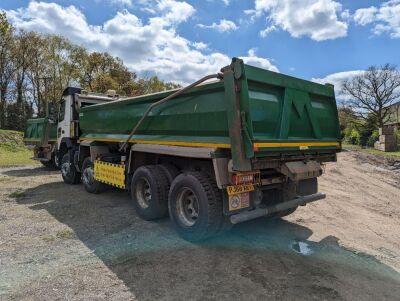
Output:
[25, 58, 341, 241]
[23, 89, 122, 168]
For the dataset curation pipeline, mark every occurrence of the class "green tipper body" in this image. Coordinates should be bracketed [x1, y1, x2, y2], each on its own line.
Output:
[24, 117, 57, 144]
[79, 59, 341, 170]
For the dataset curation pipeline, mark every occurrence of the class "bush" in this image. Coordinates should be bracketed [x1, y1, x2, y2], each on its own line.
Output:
[344, 128, 361, 145]
[366, 130, 379, 147]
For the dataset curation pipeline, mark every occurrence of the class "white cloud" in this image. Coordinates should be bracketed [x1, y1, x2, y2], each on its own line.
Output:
[109, 0, 133, 7]
[251, 0, 348, 41]
[191, 42, 208, 50]
[156, 0, 195, 25]
[240, 49, 279, 72]
[6, 1, 277, 85]
[312, 70, 365, 100]
[197, 19, 238, 32]
[354, 1, 400, 38]
[206, 0, 230, 6]
[340, 9, 351, 21]
[353, 7, 378, 26]
[259, 25, 277, 38]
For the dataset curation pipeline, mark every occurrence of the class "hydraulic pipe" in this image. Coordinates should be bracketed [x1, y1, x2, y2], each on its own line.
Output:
[119, 73, 223, 152]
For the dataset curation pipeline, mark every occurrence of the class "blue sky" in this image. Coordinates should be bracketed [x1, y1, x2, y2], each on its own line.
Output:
[2, 0, 400, 92]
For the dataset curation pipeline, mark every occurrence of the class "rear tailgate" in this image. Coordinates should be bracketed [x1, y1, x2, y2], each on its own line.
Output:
[244, 65, 341, 155]
[23, 118, 57, 145]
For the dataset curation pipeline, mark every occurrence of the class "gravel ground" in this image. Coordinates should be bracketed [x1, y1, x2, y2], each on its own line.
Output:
[0, 151, 399, 300]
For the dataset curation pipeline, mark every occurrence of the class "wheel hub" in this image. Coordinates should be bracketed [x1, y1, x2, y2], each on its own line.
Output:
[177, 188, 199, 226]
[61, 162, 70, 177]
[82, 166, 94, 186]
[135, 178, 152, 209]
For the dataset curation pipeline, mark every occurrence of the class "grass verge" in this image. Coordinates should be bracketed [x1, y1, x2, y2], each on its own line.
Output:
[342, 144, 400, 158]
[0, 129, 38, 167]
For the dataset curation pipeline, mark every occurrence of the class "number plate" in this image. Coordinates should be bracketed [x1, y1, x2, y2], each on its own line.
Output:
[226, 184, 254, 196]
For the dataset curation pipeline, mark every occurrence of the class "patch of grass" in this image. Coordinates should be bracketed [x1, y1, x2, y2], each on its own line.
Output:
[0, 176, 12, 182]
[0, 129, 39, 167]
[342, 144, 400, 158]
[362, 148, 400, 158]
[42, 235, 56, 242]
[8, 191, 27, 198]
[0, 146, 38, 167]
[55, 230, 75, 240]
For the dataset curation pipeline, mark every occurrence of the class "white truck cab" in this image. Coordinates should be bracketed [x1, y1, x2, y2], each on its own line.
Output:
[57, 88, 122, 153]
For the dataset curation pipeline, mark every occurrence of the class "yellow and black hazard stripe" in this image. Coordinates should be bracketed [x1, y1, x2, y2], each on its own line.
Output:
[94, 160, 126, 189]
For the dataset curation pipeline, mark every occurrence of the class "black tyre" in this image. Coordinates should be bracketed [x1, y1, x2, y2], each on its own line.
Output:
[60, 153, 81, 185]
[40, 151, 59, 170]
[53, 151, 60, 170]
[41, 159, 56, 169]
[159, 163, 180, 184]
[168, 172, 228, 242]
[81, 157, 106, 194]
[130, 165, 170, 220]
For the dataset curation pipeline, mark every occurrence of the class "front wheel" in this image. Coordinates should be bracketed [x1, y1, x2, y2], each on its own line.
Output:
[168, 172, 228, 242]
[81, 158, 106, 194]
[61, 153, 81, 185]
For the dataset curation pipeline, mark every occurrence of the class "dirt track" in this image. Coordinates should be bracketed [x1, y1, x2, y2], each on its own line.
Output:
[0, 151, 399, 300]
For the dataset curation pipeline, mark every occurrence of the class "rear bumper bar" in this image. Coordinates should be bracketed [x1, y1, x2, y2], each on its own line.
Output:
[230, 192, 326, 224]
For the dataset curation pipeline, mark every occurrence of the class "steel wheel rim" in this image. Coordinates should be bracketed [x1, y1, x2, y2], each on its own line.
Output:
[54, 156, 60, 168]
[61, 162, 70, 177]
[135, 178, 152, 209]
[82, 166, 94, 186]
[176, 187, 199, 227]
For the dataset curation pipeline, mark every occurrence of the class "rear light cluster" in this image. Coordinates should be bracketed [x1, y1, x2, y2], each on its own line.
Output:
[231, 172, 259, 185]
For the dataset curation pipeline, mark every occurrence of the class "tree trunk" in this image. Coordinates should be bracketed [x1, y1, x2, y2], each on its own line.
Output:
[0, 85, 7, 128]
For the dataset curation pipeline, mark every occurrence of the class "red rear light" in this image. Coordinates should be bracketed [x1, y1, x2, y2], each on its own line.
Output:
[232, 173, 255, 185]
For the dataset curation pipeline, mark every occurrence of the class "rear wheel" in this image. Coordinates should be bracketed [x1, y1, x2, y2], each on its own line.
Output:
[61, 153, 81, 185]
[159, 163, 180, 184]
[40, 150, 59, 170]
[130, 165, 170, 220]
[41, 159, 55, 169]
[81, 157, 106, 194]
[168, 172, 228, 242]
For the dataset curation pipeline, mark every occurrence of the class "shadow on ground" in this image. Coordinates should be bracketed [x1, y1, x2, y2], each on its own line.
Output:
[3, 166, 59, 178]
[10, 179, 400, 300]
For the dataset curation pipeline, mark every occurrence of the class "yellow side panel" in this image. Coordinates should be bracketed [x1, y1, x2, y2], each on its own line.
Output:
[94, 160, 126, 189]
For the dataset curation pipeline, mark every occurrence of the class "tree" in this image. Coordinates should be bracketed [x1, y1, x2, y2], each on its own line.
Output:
[0, 11, 182, 130]
[133, 76, 180, 95]
[12, 31, 42, 127]
[338, 106, 357, 133]
[25, 33, 48, 117]
[0, 12, 15, 127]
[342, 64, 400, 128]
